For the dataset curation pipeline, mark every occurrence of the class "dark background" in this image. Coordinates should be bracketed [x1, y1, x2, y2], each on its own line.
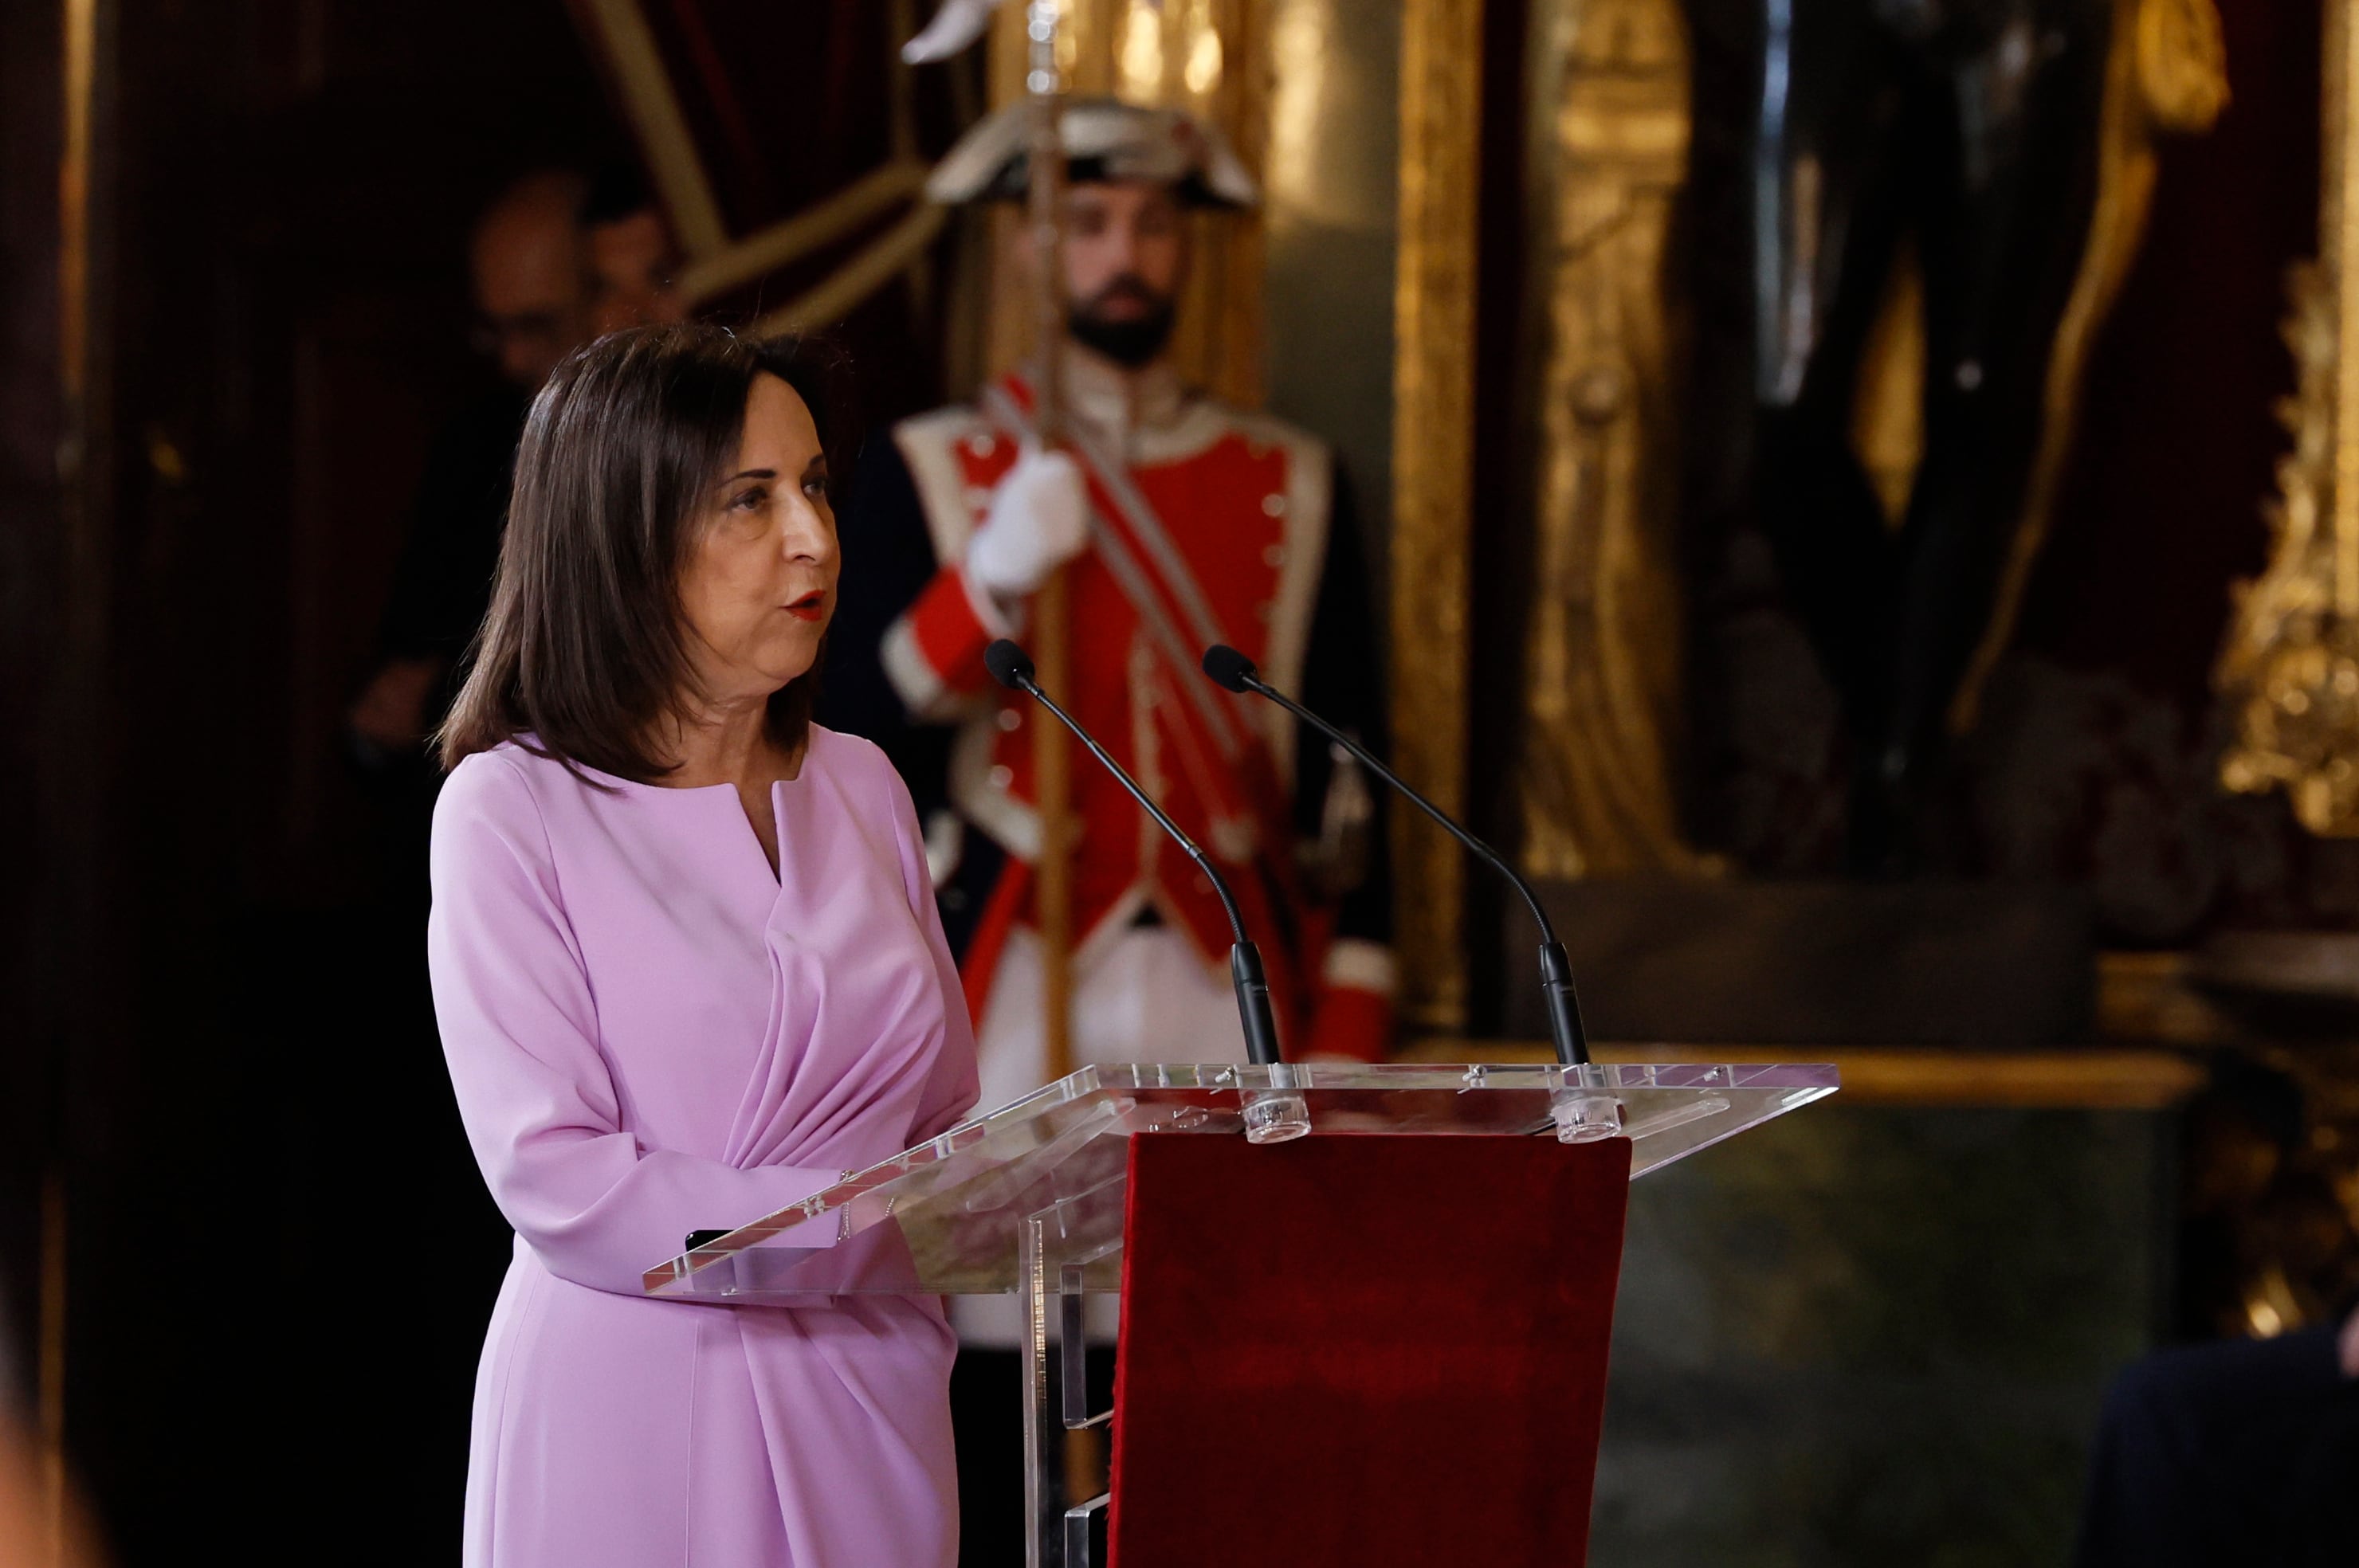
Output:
[6, 5, 623, 1560]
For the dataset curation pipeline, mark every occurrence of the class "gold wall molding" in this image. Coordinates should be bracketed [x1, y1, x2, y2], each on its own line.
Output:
[1390, 0, 1484, 1031]
[1513, 0, 1714, 879]
[2217, 0, 2359, 833]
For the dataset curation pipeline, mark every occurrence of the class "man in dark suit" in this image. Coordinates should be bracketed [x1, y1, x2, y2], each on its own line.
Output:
[2077, 1308, 2359, 1566]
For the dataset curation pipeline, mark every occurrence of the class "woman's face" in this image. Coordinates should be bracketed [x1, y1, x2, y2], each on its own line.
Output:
[677, 372, 838, 712]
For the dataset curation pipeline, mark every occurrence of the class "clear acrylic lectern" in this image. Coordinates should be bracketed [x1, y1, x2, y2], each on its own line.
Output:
[645, 1059, 1837, 1566]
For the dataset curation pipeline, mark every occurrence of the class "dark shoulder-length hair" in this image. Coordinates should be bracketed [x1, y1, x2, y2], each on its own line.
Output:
[440, 323, 843, 781]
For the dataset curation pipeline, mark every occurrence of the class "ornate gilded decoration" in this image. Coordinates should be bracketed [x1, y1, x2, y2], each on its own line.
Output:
[2216, 0, 2359, 834]
[1391, 0, 1486, 1031]
[1513, 0, 1714, 879]
[2120, 943, 2359, 1338]
[2208, 1030, 2359, 1337]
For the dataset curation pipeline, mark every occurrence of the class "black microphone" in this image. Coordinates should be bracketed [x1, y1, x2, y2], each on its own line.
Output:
[985, 640, 1285, 1068]
[1200, 644, 1592, 1068]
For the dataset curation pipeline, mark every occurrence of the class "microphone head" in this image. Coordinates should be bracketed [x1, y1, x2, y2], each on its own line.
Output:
[1201, 644, 1258, 693]
[983, 639, 1037, 691]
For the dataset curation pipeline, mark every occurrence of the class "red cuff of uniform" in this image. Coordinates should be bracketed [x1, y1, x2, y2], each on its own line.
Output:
[900, 566, 1002, 700]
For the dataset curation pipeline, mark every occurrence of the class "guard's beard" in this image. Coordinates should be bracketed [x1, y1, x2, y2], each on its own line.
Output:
[1066, 275, 1176, 369]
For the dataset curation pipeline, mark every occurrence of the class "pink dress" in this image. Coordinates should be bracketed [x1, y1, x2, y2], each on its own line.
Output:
[427, 728, 979, 1567]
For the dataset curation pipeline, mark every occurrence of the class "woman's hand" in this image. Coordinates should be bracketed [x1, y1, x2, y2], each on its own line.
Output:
[964, 448, 1089, 602]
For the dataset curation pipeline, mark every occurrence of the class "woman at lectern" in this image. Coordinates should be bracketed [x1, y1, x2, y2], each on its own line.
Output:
[427, 323, 979, 1567]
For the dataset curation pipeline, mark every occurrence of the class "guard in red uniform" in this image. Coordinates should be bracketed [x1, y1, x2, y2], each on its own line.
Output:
[820, 99, 1395, 1559]
[822, 98, 1392, 1110]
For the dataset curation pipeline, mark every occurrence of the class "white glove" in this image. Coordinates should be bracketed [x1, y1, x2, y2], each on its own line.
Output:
[903, 0, 999, 63]
[964, 448, 1089, 601]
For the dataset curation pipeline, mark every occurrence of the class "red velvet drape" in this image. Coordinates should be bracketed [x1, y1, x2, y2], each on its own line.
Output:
[1107, 1133, 1634, 1566]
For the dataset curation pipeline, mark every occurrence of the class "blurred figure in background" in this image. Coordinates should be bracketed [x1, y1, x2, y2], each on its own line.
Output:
[586, 163, 685, 335]
[827, 100, 1394, 1085]
[823, 100, 1393, 1565]
[349, 164, 683, 771]
[2076, 1307, 2359, 1566]
[348, 168, 596, 768]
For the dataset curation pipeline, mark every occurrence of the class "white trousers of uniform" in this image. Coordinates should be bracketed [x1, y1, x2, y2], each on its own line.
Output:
[953, 921, 1246, 1347]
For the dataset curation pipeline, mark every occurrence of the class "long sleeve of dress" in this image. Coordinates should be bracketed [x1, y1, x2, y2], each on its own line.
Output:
[428, 754, 839, 1296]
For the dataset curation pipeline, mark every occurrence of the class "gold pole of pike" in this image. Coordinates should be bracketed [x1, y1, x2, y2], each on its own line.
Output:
[1019, 0, 1104, 1522]
[1022, 0, 1076, 1090]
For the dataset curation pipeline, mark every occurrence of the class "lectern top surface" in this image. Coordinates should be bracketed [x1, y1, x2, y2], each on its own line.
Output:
[641, 1060, 1836, 1303]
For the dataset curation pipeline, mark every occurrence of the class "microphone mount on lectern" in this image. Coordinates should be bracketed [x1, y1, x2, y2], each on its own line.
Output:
[1199, 645, 1619, 1143]
[987, 639, 1309, 1142]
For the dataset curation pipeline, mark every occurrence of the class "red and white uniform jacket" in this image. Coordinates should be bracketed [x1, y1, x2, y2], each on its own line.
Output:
[822, 355, 1393, 1060]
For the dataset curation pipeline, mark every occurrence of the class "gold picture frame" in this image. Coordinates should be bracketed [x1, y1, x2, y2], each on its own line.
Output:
[1388, 0, 1482, 1033]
